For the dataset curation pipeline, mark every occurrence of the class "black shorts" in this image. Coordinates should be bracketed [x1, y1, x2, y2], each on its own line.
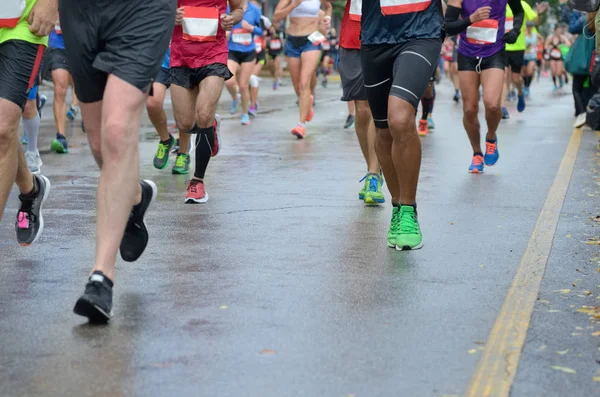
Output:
[228, 50, 256, 64]
[256, 51, 267, 65]
[0, 40, 44, 110]
[170, 63, 232, 89]
[59, 0, 175, 103]
[338, 47, 367, 101]
[45, 47, 70, 72]
[458, 50, 506, 73]
[505, 50, 524, 74]
[155, 67, 170, 88]
[361, 39, 441, 129]
[269, 50, 282, 59]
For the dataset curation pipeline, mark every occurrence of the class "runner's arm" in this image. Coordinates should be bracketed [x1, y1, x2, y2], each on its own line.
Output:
[443, 0, 471, 36]
[318, 10, 329, 35]
[273, 0, 296, 23]
[321, 0, 333, 18]
[503, 0, 523, 43]
[229, 0, 245, 25]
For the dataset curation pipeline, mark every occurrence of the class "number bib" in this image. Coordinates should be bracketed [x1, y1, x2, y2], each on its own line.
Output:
[380, 0, 431, 16]
[321, 41, 331, 51]
[232, 28, 252, 45]
[466, 19, 498, 45]
[505, 17, 513, 32]
[308, 31, 326, 45]
[0, 0, 26, 28]
[254, 36, 264, 53]
[270, 39, 282, 50]
[182, 6, 219, 43]
[350, 0, 362, 21]
[550, 48, 562, 58]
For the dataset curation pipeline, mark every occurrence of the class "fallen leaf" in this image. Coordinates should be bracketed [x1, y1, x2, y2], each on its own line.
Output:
[468, 349, 477, 355]
[556, 289, 571, 294]
[551, 366, 576, 374]
[547, 310, 561, 313]
[556, 349, 569, 355]
[585, 291, 593, 296]
[566, 234, 572, 238]
[571, 332, 583, 336]
[475, 341, 485, 345]
[259, 349, 276, 355]
[539, 345, 547, 351]
[219, 305, 228, 309]
[576, 326, 584, 330]
[539, 299, 550, 304]
[592, 331, 600, 336]
[593, 375, 600, 383]
[592, 216, 600, 223]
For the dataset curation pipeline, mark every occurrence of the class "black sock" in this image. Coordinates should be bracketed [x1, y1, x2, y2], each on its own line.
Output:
[160, 135, 173, 145]
[21, 176, 38, 199]
[552, 76, 557, 86]
[486, 138, 496, 143]
[193, 127, 214, 180]
[474, 151, 484, 156]
[421, 96, 434, 120]
[91, 270, 114, 287]
[393, 203, 401, 208]
[57, 132, 66, 140]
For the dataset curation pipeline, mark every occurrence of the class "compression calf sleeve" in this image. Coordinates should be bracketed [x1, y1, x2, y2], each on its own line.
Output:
[193, 126, 214, 180]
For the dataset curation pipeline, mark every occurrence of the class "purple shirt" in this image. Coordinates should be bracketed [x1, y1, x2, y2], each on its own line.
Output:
[459, 0, 507, 58]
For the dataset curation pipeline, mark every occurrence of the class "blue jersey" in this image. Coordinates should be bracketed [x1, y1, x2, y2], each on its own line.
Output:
[161, 48, 170, 69]
[361, 0, 442, 45]
[227, 2, 263, 53]
[49, 29, 65, 49]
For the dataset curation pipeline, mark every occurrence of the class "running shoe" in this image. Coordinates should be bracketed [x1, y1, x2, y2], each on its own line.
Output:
[358, 175, 368, 200]
[364, 174, 385, 204]
[185, 179, 208, 203]
[427, 117, 435, 130]
[387, 206, 401, 248]
[291, 123, 306, 139]
[306, 95, 314, 122]
[241, 113, 251, 125]
[15, 174, 51, 246]
[484, 139, 499, 166]
[38, 94, 47, 117]
[344, 114, 355, 129]
[273, 81, 279, 90]
[66, 105, 78, 121]
[211, 114, 221, 157]
[248, 105, 258, 117]
[172, 153, 190, 174]
[50, 133, 68, 154]
[453, 92, 460, 103]
[517, 94, 526, 113]
[25, 151, 42, 174]
[81, 121, 86, 133]
[321, 77, 328, 88]
[120, 179, 157, 262]
[153, 135, 174, 169]
[523, 86, 530, 97]
[418, 119, 429, 136]
[574, 113, 587, 128]
[395, 205, 423, 251]
[229, 97, 239, 114]
[501, 107, 510, 120]
[21, 135, 28, 145]
[468, 154, 484, 174]
[73, 271, 113, 323]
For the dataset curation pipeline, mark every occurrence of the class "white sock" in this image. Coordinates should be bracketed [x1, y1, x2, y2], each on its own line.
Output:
[23, 115, 40, 153]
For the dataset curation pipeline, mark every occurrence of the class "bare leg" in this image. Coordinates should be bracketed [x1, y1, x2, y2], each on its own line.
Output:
[299, 50, 321, 123]
[375, 127, 400, 203]
[170, 84, 198, 156]
[52, 69, 70, 136]
[237, 61, 254, 115]
[459, 70, 482, 154]
[481, 68, 504, 141]
[0, 99, 22, 221]
[225, 59, 240, 100]
[354, 100, 379, 174]
[146, 82, 169, 141]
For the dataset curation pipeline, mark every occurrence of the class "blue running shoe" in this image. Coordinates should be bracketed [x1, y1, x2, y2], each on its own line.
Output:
[50, 133, 69, 154]
[427, 117, 435, 130]
[469, 154, 484, 174]
[21, 135, 28, 145]
[241, 113, 251, 125]
[484, 139, 499, 166]
[66, 106, 78, 121]
[229, 98, 239, 114]
[38, 94, 47, 117]
[523, 86, 530, 97]
[364, 174, 385, 204]
[501, 107, 510, 119]
[517, 94, 526, 113]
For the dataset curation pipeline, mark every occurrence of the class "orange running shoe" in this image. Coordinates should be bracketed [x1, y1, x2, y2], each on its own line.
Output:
[468, 154, 484, 173]
[291, 124, 306, 139]
[418, 119, 429, 136]
[306, 95, 314, 122]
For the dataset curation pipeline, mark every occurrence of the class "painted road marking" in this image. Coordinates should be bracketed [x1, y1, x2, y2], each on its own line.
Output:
[465, 128, 584, 397]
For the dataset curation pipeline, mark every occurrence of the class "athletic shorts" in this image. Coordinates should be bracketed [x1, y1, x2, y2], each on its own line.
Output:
[228, 50, 256, 64]
[0, 40, 44, 110]
[45, 47, 70, 72]
[269, 50, 282, 59]
[523, 55, 536, 65]
[458, 50, 506, 73]
[256, 50, 267, 65]
[361, 39, 441, 129]
[59, 0, 175, 103]
[505, 50, 525, 74]
[170, 63, 232, 89]
[285, 35, 321, 58]
[155, 67, 170, 88]
[338, 47, 367, 102]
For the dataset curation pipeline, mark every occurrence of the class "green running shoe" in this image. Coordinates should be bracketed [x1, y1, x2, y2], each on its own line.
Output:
[358, 175, 368, 200]
[395, 205, 423, 251]
[172, 153, 190, 174]
[364, 174, 385, 205]
[387, 206, 401, 248]
[50, 133, 68, 154]
[153, 136, 174, 169]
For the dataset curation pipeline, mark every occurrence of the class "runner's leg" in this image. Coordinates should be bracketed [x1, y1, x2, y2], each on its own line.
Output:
[459, 71, 482, 154]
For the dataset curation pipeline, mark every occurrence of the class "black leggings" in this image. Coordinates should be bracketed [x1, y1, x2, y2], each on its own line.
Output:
[572, 74, 595, 116]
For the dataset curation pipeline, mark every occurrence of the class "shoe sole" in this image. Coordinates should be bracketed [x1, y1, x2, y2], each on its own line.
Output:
[154, 159, 170, 170]
[469, 169, 484, 174]
[364, 196, 385, 205]
[185, 192, 209, 204]
[20, 175, 51, 247]
[50, 140, 68, 154]
[395, 241, 424, 251]
[172, 168, 190, 175]
[73, 298, 112, 323]
[292, 130, 305, 139]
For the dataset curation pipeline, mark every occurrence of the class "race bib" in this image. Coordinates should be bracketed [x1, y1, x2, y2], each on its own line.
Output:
[232, 28, 252, 45]
[270, 39, 282, 50]
[505, 17, 513, 32]
[466, 19, 498, 45]
[0, 0, 26, 28]
[550, 48, 562, 58]
[254, 36, 264, 53]
[308, 31, 326, 45]
[182, 6, 219, 43]
[380, 0, 431, 16]
[350, 0, 362, 21]
[322, 42, 331, 50]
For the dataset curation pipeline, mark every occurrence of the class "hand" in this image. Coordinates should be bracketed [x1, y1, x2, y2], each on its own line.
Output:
[503, 29, 519, 44]
[241, 20, 254, 31]
[175, 7, 184, 26]
[28, 0, 57, 37]
[322, 16, 331, 31]
[469, 6, 491, 24]
[221, 14, 235, 31]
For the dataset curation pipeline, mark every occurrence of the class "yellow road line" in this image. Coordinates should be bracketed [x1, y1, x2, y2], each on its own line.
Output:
[465, 128, 584, 397]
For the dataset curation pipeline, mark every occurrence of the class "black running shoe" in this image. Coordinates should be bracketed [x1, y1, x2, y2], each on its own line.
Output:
[119, 180, 157, 262]
[16, 174, 51, 246]
[344, 114, 355, 129]
[73, 271, 113, 323]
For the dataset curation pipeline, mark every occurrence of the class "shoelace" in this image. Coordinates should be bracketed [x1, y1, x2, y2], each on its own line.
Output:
[399, 210, 418, 235]
[390, 210, 401, 234]
[176, 154, 187, 167]
[369, 176, 378, 192]
[485, 142, 497, 155]
[472, 155, 483, 166]
[187, 180, 201, 194]
[157, 144, 167, 159]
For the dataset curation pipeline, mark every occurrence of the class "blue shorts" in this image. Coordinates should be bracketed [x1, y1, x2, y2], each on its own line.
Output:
[27, 85, 39, 101]
[285, 35, 321, 58]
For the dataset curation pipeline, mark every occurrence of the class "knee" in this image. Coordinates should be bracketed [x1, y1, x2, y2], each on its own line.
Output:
[176, 118, 195, 134]
[388, 106, 415, 138]
[54, 83, 68, 99]
[298, 79, 311, 92]
[238, 81, 249, 91]
[146, 97, 163, 114]
[484, 101, 501, 114]
[196, 108, 214, 127]
[102, 119, 136, 155]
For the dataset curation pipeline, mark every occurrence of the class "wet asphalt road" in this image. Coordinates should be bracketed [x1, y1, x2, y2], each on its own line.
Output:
[1, 77, 599, 397]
